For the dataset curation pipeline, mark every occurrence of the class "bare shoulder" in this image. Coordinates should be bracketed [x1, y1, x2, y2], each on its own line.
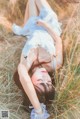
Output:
[20, 48, 37, 71]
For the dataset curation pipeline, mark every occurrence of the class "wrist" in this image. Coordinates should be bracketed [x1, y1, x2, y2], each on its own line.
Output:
[35, 107, 43, 114]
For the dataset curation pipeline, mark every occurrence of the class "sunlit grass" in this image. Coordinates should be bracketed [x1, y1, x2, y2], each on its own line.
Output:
[0, 0, 80, 119]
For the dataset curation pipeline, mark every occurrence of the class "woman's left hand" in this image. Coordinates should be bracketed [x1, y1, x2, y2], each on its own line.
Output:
[36, 19, 47, 27]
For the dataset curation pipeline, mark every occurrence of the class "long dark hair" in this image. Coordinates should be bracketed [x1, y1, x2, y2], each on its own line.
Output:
[34, 75, 55, 103]
[13, 70, 55, 106]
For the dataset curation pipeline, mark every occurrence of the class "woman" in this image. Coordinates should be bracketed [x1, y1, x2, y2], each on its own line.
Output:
[12, 0, 63, 119]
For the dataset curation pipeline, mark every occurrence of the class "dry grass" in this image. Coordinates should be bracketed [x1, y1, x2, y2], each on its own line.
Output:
[0, 0, 80, 119]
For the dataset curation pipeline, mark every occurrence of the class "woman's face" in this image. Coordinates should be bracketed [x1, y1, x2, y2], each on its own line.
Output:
[31, 67, 52, 93]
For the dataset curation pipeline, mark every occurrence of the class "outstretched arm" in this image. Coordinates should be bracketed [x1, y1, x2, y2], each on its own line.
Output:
[18, 50, 43, 113]
[37, 20, 63, 69]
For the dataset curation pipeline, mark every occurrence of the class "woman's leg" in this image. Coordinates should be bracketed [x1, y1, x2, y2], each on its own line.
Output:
[23, 1, 29, 26]
[24, 0, 53, 25]
[18, 63, 43, 114]
[24, 0, 39, 25]
[35, 0, 57, 21]
[28, 0, 39, 18]
[35, 0, 51, 12]
[12, 0, 39, 34]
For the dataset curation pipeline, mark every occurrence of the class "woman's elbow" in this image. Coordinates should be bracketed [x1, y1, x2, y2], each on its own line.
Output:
[57, 63, 63, 70]
[52, 58, 63, 70]
[57, 58, 63, 69]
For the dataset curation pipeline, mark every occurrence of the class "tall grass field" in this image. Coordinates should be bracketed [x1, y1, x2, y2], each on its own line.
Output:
[0, 0, 80, 119]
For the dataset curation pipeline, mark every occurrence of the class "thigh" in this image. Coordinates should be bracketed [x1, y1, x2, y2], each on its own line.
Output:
[35, 0, 57, 20]
[28, 0, 39, 17]
[35, 0, 51, 12]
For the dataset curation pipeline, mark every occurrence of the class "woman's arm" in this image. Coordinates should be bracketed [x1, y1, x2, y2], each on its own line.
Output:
[37, 20, 63, 69]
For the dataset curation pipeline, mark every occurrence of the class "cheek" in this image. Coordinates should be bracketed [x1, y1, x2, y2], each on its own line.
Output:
[31, 75, 37, 85]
